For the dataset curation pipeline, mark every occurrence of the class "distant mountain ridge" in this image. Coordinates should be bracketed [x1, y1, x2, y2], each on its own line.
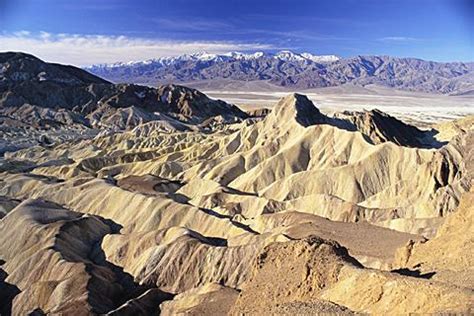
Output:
[86, 50, 340, 69]
[85, 51, 474, 94]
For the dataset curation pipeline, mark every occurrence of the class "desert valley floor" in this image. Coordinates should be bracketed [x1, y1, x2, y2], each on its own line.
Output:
[0, 52, 473, 315]
[205, 84, 474, 126]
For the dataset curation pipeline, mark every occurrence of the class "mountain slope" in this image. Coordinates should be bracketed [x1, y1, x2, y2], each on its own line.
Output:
[1, 51, 109, 86]
[0, 93, 472, 313]
[1, 54, 473, 314]
[1, 52, 246, 122]
[85, 51, 474, 94]
[0, 52, 248, 153]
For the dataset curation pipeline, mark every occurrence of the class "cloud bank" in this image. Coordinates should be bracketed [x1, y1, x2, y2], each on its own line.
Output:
[0, 31, 274, 66]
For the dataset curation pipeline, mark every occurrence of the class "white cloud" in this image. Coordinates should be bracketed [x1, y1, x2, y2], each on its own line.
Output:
[378, 36, 419, 42]
[13, 30, 31, 37]
[0, 31, 274, 66]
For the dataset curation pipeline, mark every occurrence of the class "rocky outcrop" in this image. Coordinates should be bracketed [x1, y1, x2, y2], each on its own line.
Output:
[230, 236, 473, 314]
[155, 84, 247, 122]
[334, 109, 435, 147]
[0, 53, 248, 154]
[394, 189, 474, 288]
[160, 283, 239, 315]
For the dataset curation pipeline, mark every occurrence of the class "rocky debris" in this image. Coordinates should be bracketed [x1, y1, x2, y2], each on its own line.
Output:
[230, 237, 361, 314]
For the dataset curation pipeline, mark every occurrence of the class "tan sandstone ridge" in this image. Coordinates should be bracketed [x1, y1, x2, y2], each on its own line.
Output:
[0, 92, 472, 314]
[395, 188, 474, 288]
[0, 199, 172, 315]
[230, 236, 473, 315]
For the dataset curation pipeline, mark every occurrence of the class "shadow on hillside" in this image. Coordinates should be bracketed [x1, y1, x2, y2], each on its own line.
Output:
[391, 268, 437, 279]
[0, 260, 21, 316]
[321, 115, 448, 149]
[89, 218, 174, 314]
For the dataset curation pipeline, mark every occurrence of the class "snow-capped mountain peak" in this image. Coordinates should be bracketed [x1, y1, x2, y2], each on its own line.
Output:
[85, 50, 341, 70]
[189, 52, 219, 61]
[274, 50, 307, 62]
[250, 51, 266, 59]
[300, 53, 340, 63]
[222, 51, 268, 60]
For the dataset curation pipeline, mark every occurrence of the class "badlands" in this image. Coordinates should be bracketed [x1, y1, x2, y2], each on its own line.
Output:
[0, 52, 473, 315]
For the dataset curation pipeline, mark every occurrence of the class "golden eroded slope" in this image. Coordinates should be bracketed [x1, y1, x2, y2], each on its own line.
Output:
[0, 93, 472, 314]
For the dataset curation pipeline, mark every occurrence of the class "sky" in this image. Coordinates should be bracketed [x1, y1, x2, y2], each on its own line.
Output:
[0, 0, 473, 66]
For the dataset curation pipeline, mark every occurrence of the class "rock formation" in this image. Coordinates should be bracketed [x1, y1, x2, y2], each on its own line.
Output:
[0, 53, 472, 314]
[0, 52, 247, 153]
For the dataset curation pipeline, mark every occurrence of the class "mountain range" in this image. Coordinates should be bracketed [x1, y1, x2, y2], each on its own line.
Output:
[85, 50, 474, 95]
[0, 51, 473, 314]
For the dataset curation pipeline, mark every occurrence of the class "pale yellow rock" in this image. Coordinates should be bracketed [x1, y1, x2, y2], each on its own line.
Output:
[160, 283, 239, 315]
[231, 237, 473, 315]
[395, 189, 474, 288]
[1, 93, 472, 315]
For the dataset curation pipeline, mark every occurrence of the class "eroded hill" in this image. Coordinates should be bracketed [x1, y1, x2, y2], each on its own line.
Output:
[0, 53, 473, 315]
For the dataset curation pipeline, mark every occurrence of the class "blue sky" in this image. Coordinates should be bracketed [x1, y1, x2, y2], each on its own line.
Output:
[0, 0, 472, 65]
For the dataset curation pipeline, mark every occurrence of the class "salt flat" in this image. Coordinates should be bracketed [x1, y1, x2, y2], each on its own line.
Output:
[205, 85, 474, 126]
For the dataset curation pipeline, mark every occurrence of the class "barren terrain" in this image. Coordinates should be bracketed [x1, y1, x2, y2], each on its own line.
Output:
[206, 84, 474, 127]
[0, 52, 473, 315]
